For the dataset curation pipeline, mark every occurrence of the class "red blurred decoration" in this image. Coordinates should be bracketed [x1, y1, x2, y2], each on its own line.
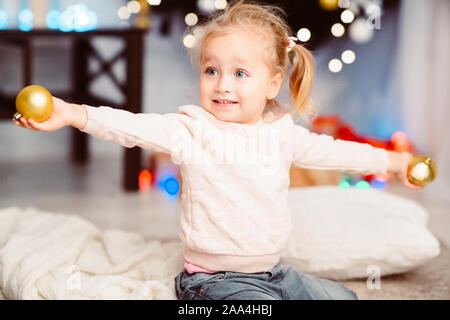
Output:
[311, 115, 415, 184]
[138, 169, 152, 192]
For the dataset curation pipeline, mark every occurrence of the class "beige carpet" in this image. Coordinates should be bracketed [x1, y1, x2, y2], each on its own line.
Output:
[339, 240, 450, 300]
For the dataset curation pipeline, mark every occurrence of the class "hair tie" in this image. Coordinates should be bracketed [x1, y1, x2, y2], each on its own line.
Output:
[287, 36, 298, 49]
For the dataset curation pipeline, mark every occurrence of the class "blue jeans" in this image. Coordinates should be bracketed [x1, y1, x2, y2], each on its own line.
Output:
[175, 263, 358, 300]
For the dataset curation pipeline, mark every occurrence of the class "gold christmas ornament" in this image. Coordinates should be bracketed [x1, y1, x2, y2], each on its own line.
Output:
[407, 155, 437, 187]
[14, 85, 54, 122]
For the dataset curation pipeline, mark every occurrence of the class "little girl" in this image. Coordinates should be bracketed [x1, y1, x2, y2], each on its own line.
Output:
[14, 0, 419, 300]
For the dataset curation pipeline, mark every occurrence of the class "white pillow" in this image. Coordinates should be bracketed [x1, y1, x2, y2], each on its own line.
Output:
[282, 186, 441, 280]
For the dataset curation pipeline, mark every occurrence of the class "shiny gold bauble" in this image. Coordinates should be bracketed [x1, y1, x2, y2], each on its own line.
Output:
[15, 85, 54, 122]
[407, 155, 437, 187]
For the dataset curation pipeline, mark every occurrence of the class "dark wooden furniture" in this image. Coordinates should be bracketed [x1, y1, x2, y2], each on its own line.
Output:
[0, 28, 148, 191]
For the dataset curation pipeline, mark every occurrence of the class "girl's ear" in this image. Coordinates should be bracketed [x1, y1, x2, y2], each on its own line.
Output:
[267, 72, 283, 100]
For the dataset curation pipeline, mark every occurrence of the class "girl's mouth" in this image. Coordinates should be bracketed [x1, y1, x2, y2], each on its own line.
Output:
[213, 99, 238, 107]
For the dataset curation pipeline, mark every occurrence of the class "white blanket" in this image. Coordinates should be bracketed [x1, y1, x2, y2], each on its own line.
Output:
[0, 207, 182, 300]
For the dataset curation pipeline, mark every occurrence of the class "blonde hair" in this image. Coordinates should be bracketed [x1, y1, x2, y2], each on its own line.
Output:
[187, 0, 316, 122]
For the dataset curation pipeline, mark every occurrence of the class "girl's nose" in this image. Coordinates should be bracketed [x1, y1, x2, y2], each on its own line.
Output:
[215, 75, 232, 93]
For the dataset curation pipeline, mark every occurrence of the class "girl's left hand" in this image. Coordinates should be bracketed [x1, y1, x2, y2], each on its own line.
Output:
[389, 152, 423, 190]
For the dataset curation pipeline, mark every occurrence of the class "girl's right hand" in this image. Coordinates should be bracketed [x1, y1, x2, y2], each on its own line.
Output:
[13, 97, 72, 132]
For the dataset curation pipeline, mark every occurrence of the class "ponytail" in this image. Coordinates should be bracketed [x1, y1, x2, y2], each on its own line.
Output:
[289, 44, 316, 122]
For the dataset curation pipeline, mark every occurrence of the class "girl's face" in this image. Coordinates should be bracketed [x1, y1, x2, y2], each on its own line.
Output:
[199, 29, 282, 124]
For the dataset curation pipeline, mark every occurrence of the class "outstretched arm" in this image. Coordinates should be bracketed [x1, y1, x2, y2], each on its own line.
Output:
[13, 97, 188, 155]
[291, 125, 421, 189]
[291, 125, 389, 174]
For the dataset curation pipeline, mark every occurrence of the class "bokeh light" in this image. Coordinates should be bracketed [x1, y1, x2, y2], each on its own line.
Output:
[183, 34, 197, 48]
[139, 169, 152, 192]
[127, 0, 141, 14]
[46, 9, 60, 29]
[198, 0, 215, 12]
[349, 18, 374, 43]
[18, 8, 33, 31]
[118, 6, 131, 20]
[341, 50, 356, 64]
[328, 58, 343, 73]
[391, 131, 408, 142]
[319, 0, 339, 11]
[331, 23, 345, 37]
[340, 9, 354, 23]
[214, 0, 228, 10]
[371, 178, 387, 189]
[339, 176, 351, 189]
[158, 174, 180, 197]
[297, 28, 311, 42]
[164, 177, 180, 195]
[59, 4, 97, 32]
[185, 12, 198, 26]
[147, 0, 161, 5]
[355, 180, 371, 189]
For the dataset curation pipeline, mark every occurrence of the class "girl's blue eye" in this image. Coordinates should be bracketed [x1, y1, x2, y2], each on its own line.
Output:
[206, 68, 218, 76]
[235, 70, 247, 78]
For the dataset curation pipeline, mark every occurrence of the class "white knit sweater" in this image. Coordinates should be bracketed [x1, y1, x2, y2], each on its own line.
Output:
[80, 104, 389, 273]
